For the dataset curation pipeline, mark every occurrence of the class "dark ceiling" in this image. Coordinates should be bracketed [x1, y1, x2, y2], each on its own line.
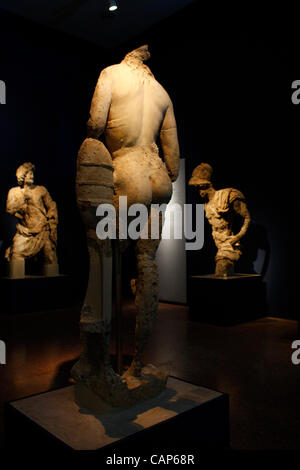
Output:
[0, 0, 195, 49]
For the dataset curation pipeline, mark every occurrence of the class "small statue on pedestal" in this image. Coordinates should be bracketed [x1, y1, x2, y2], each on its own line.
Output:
[5, 162, 59, 278]
[189, 163, 250, 276]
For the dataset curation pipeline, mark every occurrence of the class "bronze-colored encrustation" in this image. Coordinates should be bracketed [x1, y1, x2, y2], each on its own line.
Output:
[72, 45, 180, 407]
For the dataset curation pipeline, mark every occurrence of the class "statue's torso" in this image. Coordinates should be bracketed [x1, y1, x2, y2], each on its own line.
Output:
[205, 189, 233, 235]
[104, 63, 170, 155]
[205, 188, 245, 256]
[8, 185, 48, 231]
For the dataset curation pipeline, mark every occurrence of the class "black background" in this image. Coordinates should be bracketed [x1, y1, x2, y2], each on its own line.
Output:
[0, 2, 298, 318]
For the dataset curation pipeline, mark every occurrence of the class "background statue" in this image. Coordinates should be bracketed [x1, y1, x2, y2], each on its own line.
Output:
[5, 162, 59, 278]
[73, 45, 180, 407]
[189, 163, 250, 276]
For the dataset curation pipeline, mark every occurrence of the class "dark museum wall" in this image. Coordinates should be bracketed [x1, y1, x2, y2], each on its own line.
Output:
[0, 3, 298, 318]
[0, 9, 112, 302]
[109, 14, 299, 318]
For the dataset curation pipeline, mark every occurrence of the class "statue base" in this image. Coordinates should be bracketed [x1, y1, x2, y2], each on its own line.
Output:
[43, 262, 59, 277]
[0, 274, 73, 314]
[188, 273, 267, 325]
[7, 259, 59, 279]
[75, 364, 168, 410]
[7, 258, 25, 279]
[5, 377, 229, 451]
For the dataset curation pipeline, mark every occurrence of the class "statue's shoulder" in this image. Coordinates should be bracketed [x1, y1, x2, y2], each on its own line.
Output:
[212, 188, 245, 213]
[102, 63, 122, 77]
[151, 78, 172, 103]
[227, 188, 245, 204]
[7, 186, 21, 198]
[34, 185, 48, 195]
[211, 188, 230, 212]
[216, 188, 230, 197]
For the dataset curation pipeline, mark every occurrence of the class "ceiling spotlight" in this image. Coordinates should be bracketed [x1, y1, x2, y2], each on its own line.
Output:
[109, 0, 118, 11]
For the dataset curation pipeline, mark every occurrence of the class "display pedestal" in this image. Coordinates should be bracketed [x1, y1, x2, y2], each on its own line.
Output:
[188, 273, 267, 325]
[5, 377, 229, 452]
[0, 275, 73, 314]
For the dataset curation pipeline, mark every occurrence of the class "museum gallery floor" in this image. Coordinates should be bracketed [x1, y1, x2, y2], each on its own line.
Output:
[0, 300, 298, 450]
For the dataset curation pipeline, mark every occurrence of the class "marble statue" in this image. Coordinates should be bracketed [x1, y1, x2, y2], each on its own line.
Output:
[5, 162, 59, 278]
[72, 45, 180, 407]
[189, 163, 250, 276]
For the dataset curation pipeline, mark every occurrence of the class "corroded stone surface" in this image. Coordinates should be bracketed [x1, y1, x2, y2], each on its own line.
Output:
[75, 364, 168, 409]
[189, 163, 251, 276]
[73, 45, 180, 406]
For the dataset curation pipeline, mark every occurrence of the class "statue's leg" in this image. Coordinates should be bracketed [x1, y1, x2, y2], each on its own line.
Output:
[72, 137, 116, 383]
[43, 238, 59, 276]
[127, 209, 162, 377]
[215, 258, 234, 276]
[71, 228, 115, 382]
[8, 256, 25, 279]
[6, 235, 26, 278]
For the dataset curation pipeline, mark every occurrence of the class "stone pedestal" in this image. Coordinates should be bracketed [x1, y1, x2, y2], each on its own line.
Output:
[7, 260, 59, 279]
[43, 262, 59, 277]
[0, 274, 73, 314]
[7, 258, 25, 279]
[188, 273, 267, 325]
[5, 377, 229, 452]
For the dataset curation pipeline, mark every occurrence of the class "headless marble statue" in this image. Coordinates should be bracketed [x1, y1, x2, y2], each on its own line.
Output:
[189, 163, 251, 276]
[5, 162, 59, 278]
[72, 46, 180, 407]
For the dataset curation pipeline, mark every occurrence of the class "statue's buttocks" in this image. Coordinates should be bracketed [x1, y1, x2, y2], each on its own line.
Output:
[73, 45, 180, 406]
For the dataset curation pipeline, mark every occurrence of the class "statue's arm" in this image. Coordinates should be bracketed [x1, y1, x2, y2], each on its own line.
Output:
[231, 199, 251, 242]
[6, 188, 26, 218]
[42, 188, 58, 222]
[160, 101, 180, 182]
[87, 69, 112, 139]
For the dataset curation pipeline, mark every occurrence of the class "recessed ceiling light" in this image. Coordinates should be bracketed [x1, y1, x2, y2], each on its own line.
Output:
[109, 0, 118, 11]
